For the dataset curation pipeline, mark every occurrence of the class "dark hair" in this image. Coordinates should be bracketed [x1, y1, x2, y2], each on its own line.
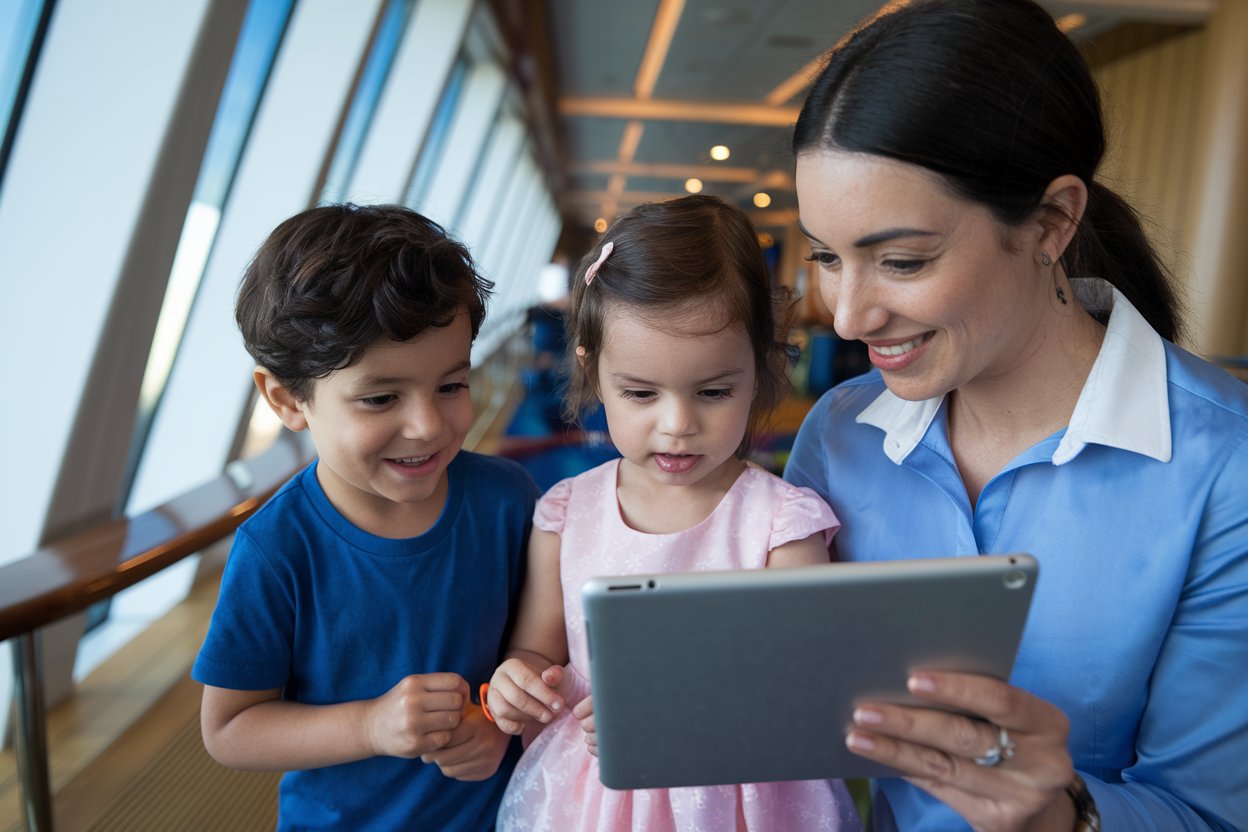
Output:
[236, 203, 491, 401]
[793, 0, 1184, 342]
[566, 194, 794, 456]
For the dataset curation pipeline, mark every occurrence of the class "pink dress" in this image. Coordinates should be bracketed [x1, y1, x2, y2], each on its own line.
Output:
[497, 459, 862, 831]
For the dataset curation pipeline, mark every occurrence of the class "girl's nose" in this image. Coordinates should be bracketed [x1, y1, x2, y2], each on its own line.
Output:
[659, 399, 697, 437]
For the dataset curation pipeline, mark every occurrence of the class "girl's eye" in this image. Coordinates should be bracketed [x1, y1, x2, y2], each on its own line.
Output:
[699, 388, 734, 400]
[360, 394, 395, 407]
[619, 389, 655, 401]
[884, 258, 925, 275]
[438, 382, 469, 395]
[803, 251, 839, 268]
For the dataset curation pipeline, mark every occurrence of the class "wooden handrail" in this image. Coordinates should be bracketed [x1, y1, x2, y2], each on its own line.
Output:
[0, 432, 315, 643]
[2, 432, 314, 832]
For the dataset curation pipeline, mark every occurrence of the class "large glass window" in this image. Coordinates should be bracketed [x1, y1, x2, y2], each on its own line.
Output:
[405, 55, 467, 208]
[123, 0, 295, 502]
[319, 0, 416, 203]
[0, 0, 48, 188]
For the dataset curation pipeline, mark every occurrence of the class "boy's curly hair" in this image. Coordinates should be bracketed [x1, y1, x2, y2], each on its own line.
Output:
[236, 204, 491, 401]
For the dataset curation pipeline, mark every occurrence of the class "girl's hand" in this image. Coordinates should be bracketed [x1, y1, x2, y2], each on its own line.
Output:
[421, 702, 512, 781]
[364, 673, 468, 758]
[573, 694, 598, 756]
[486, 660, 566, 735]
[846, 671, 1076, 832]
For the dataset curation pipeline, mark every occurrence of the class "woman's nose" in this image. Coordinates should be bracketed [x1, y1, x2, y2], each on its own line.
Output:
[825, 269, 885, 341]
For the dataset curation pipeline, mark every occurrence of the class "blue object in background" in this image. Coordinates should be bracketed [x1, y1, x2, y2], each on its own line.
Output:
[807, 329, 839, 398]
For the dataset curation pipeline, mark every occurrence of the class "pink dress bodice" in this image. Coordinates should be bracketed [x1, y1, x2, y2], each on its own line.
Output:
[497, 459, 862, 831]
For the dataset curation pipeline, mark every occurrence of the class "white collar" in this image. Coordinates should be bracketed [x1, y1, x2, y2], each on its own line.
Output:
[856, 279, 1171, 465]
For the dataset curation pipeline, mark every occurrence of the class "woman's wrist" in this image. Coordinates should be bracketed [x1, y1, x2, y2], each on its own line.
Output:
[1066, 773, 1101, 831]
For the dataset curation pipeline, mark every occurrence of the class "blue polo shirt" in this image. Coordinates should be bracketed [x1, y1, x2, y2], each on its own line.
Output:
[786, 280, 1248, 831]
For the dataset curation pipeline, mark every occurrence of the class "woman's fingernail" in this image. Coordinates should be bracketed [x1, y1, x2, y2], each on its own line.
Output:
[846, 732, 876, 752]
[909, 674, 937, 693]
[853, 707, 884, 726]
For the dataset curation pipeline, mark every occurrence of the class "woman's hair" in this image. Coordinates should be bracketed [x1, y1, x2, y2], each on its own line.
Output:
[566, 194, 794, 456]
[792, 0, 1184, 342]
[236, 203, 491, 401]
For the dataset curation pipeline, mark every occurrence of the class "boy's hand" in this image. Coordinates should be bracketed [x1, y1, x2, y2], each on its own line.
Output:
[487, 660, 566, 735]
[365, 673, 468, 758]
[573, 694, 597, 756]
[421, 702, 512, 781]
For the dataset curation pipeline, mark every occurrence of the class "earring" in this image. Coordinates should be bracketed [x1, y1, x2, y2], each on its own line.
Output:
[1041, 251, 1052, 266]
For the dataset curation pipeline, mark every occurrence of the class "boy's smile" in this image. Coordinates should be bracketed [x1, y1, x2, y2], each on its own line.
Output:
[275, 313, 475, 538]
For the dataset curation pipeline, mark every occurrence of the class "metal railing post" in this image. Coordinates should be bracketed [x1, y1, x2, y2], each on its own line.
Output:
[12, 631, 53, 831]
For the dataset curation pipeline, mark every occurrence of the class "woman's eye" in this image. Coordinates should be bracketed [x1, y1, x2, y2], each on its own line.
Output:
[438, 382, 469, 395]
[884, 258, 925, 275]
[803, 251, 839, 268]
[360, 394, 395, 407]
[699, 388, 734, 400]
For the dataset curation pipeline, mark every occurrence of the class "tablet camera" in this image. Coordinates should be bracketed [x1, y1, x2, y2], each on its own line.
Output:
[1003, 570, 1029, 590]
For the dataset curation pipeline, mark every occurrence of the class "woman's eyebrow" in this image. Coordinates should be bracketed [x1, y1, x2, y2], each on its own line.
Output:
[797, 220, 937, 249]
[853, 228, 938, 247]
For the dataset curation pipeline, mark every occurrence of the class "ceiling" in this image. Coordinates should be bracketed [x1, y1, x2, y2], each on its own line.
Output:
[526, 0, 1216, 242]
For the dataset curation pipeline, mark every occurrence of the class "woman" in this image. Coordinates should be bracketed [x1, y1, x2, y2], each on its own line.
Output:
[785, 1, 1248, 830]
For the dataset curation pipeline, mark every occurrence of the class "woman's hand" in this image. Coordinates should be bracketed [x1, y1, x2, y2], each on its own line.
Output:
[846, 671, 1077, 832]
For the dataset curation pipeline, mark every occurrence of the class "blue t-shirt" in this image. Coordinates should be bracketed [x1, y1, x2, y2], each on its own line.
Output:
[786, 283, 1248, 831]
[193, 450, 540, 831]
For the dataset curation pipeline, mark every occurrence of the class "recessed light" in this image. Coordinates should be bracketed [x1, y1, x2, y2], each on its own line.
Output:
[685, 178, 704, 194]
[753, 192, 772, 208]
[1056, 13, 1086, 33]
[710, 145, 730, 161]
[594, 217, 608, 233]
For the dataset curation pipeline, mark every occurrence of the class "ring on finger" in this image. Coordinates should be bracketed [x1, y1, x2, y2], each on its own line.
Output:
[972, 723, 1016, 767]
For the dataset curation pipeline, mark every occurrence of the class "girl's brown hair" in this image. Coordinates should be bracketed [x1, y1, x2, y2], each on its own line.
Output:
[565, 194, 795, 456]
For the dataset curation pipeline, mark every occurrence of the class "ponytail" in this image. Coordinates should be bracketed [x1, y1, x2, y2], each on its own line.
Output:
[1065, 181, 1185, 343]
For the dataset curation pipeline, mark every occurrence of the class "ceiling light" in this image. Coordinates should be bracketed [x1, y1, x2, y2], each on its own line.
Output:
[1056, 13, 1086, 33]
[753, 192, 771, 208]
[757, 232, 775, 249]
[710, 144, 730, 161]
[594, 217, 608, 233]
[685, 178, 703, 194]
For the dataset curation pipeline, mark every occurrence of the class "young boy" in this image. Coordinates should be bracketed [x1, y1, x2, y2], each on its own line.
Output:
[192, 204, 540, 830]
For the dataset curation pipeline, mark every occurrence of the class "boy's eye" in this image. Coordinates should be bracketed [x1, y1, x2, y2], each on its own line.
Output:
[699, 388, 734, 400]
[619, 389, 655, 401]
[438, 382, 469, 395]
[360, 394, 395, 407]
[803, 250, 839, 268]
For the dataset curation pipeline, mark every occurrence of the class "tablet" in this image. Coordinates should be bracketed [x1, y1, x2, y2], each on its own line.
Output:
[582, 554, 1037, 789]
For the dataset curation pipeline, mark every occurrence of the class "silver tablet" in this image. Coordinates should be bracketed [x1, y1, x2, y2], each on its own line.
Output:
[582, 554, 1038, 789]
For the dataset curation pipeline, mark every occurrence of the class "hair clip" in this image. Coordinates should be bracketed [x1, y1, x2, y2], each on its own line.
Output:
[584, 241, 614, 286]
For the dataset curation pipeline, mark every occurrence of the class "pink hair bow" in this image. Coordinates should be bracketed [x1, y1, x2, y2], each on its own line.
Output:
[584, 241, 614, 286]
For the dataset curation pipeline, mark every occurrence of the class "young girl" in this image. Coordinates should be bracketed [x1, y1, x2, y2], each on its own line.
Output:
[486, 195, 862, 831]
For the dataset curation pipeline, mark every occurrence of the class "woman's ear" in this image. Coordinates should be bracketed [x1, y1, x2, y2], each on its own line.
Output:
[1037, 174, 1088, 262]
[254, 367, 310, 432]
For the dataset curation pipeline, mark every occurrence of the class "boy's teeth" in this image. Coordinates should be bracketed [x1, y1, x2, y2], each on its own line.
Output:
[394, 455, 431, 464]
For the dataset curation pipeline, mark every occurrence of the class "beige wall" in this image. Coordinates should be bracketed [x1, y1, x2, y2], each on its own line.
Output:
[1095, 5, 1248, 358]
